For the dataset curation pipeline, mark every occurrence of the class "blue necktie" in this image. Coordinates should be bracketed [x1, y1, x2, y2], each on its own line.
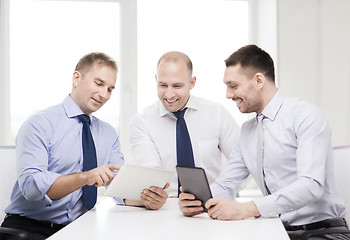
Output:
[78, 114, 97, 210]
[173, 108, 195, 195]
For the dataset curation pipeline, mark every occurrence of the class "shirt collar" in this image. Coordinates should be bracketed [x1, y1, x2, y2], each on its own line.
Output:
[62, 95, 92, 120]
[260, 89, 285, 121]
[158, 95, 199, 117]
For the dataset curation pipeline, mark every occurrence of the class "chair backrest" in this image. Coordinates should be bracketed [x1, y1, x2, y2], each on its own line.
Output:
[0, 146, 17, 220]
[333, 145, 350, 223]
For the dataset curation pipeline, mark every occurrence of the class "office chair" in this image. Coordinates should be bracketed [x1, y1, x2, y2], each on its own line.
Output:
[333, 145, 350, 223]
[0, 146, 29, 240]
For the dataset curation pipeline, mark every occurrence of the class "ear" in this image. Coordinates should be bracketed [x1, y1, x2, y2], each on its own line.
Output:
[72, 71, 81, 88]
[255, 73, 264, 89]
[190, 76, 196, 89]
[155, 74, 158, 82]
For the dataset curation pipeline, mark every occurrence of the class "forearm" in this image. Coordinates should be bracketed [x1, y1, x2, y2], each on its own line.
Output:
[254, 177, 323, 217]
[47, 172, 88, 200]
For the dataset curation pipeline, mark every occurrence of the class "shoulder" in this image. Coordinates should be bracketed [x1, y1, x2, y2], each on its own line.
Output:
[192, 96, 232, 116]
[92, 116, 117, 137]
[283, 97, 326, 122]
[277, 97, 331, 138]
[17, 103, 65, 143]
[130, 101, 161, 124]
[23, 103, 65, 130]
[139, 101, 159, 116]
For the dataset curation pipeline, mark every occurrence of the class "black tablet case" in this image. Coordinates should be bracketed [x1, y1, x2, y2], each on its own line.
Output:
[176, 166, 213, 211]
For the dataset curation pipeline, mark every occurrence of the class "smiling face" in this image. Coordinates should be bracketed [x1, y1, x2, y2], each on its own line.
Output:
[156, 60, 196, 112]
[70, 63, 117, 115]
[224, 64, 263, 114]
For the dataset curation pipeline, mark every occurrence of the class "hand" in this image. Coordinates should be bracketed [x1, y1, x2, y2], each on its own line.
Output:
[141, 183, 170, 210]
[178, 187, 204, 217]
[205, 198, 260, 220]
[84, 164, 120, 187]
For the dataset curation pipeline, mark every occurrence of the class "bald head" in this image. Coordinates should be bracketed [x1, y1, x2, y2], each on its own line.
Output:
[157, 51, 193, 76]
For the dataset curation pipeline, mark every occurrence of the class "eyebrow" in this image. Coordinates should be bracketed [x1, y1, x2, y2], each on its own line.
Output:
[158, 81, 183, 85]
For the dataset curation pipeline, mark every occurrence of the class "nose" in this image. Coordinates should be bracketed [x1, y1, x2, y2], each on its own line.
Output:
[226, 87, 234, 99]
[165, 87, 176, 99]
[99, 87, 110, 100]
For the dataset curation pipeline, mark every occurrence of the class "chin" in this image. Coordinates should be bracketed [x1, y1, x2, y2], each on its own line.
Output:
[166, 107, 178, 112]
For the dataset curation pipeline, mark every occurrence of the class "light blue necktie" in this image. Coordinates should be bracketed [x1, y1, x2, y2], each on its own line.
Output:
[256, 114, 270, 196]
[78, 114, 97, 210]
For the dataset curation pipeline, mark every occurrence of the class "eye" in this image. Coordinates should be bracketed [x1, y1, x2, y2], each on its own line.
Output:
[174, 84, 182, 89]
[95, 81, 103, 86]
[158, 83, 167, 88]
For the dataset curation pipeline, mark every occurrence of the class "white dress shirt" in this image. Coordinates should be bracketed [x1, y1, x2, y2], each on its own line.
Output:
[211, 90, 346, 226]
[129, 95, 240, 197]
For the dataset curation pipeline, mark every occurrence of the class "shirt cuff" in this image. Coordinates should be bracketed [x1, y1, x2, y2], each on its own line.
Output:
[33, 171, 61, 195]
[20, 170, 61, 201]
[113, 197, 125, 206]
[210, 182, 236, 200]
[253, 195, 280, 218]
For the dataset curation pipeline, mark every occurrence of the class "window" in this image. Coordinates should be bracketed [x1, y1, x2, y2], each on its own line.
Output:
[10, 0, 120, 141]
[8, 0, 249, 146]
[137, 0, 249, 125]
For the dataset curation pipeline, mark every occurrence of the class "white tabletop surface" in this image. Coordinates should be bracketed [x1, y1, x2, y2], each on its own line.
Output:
[48, 197, 290, 240]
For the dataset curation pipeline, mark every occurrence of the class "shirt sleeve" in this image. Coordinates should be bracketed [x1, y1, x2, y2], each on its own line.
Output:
[254, 105, 331, 217]
[16, 114, 61, 203]
[211, 138, 250, 199]
[129, 115, 162, 168]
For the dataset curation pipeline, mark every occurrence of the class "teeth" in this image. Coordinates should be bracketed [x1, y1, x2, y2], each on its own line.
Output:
[166, 99, 176, 103]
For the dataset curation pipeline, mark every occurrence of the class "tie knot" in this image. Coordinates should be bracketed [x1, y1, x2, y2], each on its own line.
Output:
[78, 114, 90, 125]
[172, 108, 187, 119]
[257, 114, 264, 123]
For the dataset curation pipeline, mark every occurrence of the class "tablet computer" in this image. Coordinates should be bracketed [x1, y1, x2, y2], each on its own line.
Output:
[104, 164, 172, 200]
[176, 166, 213, 211]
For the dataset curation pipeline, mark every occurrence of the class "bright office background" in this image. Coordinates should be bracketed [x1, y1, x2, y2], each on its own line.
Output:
[9, 0, 248, 144]
[10, 0, 121, 141]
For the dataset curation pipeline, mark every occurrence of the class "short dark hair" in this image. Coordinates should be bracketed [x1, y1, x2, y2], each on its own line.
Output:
[225, 44, 275, 82]
[157, 51, 193, 75]
[75, 52, 118, 75]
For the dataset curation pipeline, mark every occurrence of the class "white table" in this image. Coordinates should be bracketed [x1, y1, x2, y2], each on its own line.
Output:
[48, 197, 290, 240]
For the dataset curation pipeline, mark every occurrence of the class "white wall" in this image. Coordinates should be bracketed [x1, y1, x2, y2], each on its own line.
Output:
[277, 0, 350, 146]
[0, 0, 11, 145]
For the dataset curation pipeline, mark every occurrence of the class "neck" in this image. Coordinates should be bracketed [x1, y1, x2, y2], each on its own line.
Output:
[257, 85, 278, 114]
